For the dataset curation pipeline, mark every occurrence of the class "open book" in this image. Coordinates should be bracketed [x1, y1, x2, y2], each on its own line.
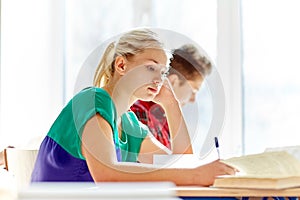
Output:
[213, 151, 300, 189]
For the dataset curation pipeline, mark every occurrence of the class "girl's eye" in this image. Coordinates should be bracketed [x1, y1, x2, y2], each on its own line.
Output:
[146, 65, 156, 72]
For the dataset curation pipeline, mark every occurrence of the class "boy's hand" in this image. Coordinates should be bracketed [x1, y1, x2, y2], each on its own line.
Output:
[153, 79, 178, 107]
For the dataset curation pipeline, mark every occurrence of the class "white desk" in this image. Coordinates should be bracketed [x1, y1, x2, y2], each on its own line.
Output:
[12, 181, 300, 199]
[18, 182, 180, 200]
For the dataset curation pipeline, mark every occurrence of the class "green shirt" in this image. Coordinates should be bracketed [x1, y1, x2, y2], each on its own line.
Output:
[47, 87, 148, 162]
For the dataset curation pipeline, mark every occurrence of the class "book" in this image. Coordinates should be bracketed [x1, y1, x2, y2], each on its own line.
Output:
[213, 151, 300, 189]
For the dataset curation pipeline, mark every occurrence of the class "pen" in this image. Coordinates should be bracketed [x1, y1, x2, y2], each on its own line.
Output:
[214, 137, 220, 159]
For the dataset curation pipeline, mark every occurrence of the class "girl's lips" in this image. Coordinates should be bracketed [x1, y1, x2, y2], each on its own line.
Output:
[148, 87, 158, 94]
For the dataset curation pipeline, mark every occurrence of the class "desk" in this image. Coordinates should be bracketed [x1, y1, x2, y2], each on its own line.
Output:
[175, 186, 300, 197]
[15, 182, 300, 199]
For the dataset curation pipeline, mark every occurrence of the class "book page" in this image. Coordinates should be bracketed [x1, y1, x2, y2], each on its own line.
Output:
[221, 151, 300, 177]
[265, 145, 300, 161]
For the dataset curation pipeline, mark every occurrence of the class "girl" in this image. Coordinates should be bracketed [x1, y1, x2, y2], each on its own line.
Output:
[31, 28, 235, 186]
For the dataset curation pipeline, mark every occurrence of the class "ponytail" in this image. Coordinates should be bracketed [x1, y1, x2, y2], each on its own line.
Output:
[93, 41, 116, 87]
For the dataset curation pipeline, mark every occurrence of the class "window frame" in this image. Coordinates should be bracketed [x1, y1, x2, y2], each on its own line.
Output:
[216, 0, 244, 157]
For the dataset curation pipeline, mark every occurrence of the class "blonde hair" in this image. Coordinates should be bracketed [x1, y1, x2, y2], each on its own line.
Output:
[93, 28, 165, 87]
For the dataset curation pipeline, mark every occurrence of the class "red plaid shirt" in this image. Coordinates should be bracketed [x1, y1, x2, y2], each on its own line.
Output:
[130, 100, 171, 149]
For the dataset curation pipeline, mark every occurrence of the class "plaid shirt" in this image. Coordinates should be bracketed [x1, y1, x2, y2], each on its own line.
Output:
[130, 100, 171, 149]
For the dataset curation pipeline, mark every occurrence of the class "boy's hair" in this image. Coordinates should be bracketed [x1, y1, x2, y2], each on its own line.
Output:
[169, 44, 212, 84]
[93, 28, 165, 87]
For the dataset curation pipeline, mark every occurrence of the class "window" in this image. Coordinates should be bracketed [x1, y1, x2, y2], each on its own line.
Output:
[242, 0, 300, 154]
[0, 0, 64, 148]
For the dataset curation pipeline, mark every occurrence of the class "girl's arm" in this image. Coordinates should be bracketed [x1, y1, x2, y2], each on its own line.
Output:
[81, 114, 236, 185]
[81, 114, 189, 183]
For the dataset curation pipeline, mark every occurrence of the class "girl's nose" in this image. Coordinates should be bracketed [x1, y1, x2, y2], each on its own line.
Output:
[153, 79, 163, 87]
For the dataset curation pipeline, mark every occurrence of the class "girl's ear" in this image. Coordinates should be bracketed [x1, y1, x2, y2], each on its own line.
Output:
[114, 56, 127, 75]
[167, 74, 180, 87]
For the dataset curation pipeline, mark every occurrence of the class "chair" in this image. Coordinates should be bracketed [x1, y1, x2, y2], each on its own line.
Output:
[3, 148, 38, 190]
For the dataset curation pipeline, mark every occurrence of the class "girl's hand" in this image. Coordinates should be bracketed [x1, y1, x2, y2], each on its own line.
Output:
[192, 160, 237, 186]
